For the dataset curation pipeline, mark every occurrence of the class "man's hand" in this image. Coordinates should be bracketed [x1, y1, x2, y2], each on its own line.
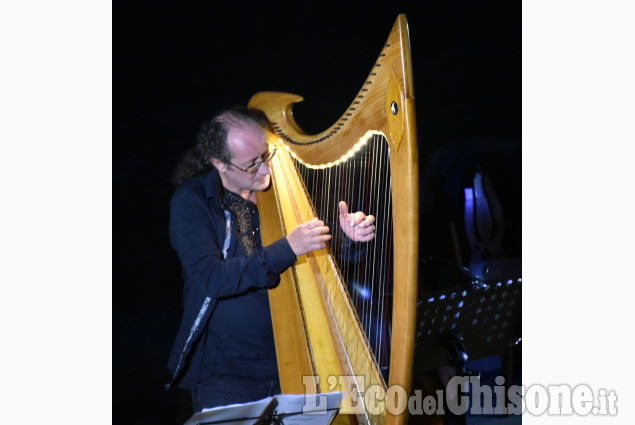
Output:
[286, 218, 331, 256]
[339, 201, 375, 242]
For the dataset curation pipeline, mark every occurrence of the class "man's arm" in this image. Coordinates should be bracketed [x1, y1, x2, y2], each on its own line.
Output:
[169, 186, 296, 299]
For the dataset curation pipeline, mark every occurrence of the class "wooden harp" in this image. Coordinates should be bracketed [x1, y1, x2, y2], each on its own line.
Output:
[248, 14, 418, 425]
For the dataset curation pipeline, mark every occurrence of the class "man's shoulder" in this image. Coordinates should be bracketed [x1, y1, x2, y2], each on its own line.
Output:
[169, 170, 225, 226]
[173, 170, 221, 201]
[176, 173, 206, 193]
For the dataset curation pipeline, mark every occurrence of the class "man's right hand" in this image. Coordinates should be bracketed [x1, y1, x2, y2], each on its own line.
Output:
[286, 218, 331, 256]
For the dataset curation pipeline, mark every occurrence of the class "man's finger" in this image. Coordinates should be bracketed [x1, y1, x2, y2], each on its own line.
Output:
[359, 226, 375, 236]
[360, 233, 375, 241]
[311, 225, 330, 235]
[312, 219, 325, 227]
[339, 201, 349, 217]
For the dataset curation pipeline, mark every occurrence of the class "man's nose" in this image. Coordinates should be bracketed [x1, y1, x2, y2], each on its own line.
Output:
[258, 161, 271, 175]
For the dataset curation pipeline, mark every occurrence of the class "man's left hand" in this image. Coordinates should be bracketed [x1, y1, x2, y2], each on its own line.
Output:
[338, 201, 375, 242]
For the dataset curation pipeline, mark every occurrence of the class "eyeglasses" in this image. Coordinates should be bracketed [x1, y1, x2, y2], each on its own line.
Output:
[228, 147, 278, 174]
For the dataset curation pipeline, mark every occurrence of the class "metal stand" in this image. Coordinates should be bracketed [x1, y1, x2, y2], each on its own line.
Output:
[413, 277, 522, 424]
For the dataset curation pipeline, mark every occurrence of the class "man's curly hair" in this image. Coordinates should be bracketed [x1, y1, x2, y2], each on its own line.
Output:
[171, 106, 269, 187]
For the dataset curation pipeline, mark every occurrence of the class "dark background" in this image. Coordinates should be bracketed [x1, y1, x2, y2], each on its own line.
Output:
[113, 1, 521, 424]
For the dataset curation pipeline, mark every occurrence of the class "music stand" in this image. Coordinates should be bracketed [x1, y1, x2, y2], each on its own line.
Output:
[413, 277, 522, 377]
[411, 277, 521, 423]
[184, 393, 342, 425]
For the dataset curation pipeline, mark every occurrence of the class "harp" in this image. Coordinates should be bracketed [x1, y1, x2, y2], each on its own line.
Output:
[248, 14, 418, 425]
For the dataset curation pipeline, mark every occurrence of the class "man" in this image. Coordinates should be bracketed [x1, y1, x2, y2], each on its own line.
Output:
[167, 106, 375, 411]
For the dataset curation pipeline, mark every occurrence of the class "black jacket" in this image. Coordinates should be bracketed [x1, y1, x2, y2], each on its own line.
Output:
[166, 169, 296, 390]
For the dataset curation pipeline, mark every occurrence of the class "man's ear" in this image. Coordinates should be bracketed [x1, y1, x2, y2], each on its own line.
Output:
[210, 157, 228, 173]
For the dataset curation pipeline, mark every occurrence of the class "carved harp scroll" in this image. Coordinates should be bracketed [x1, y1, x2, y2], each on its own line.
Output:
[249, 14, 418, 425]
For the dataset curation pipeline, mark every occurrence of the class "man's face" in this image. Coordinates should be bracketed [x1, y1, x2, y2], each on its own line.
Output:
[213, 122, 271, 195]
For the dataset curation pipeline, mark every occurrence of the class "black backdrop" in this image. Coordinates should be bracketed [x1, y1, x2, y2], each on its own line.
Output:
[113, 1, 520, 424]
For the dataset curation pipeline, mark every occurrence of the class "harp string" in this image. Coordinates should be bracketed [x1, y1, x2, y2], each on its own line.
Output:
[291, 134, 393, 383]
[380, 135, 393, 372]
[369, 135, 382, 370]
[362, 137, 374, 382]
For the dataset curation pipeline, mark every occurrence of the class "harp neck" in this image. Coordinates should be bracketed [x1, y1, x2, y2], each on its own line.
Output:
[249, 14, 415, 166]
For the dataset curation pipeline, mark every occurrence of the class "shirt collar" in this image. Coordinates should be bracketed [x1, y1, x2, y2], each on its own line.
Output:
[203, 167, 224, 202]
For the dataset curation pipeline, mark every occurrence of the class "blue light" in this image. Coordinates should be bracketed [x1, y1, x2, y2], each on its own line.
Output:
[353, 283, 371, 300]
